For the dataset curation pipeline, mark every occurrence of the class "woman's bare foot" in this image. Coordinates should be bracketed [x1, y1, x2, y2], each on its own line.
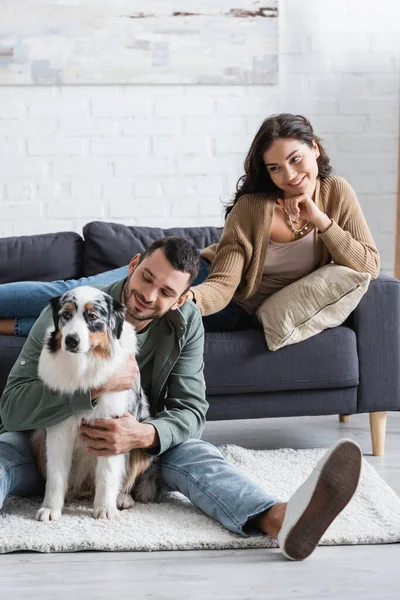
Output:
[0, 319, 15, 336]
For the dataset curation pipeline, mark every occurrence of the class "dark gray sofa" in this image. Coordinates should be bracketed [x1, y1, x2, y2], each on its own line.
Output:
[1, 221, 399, 456]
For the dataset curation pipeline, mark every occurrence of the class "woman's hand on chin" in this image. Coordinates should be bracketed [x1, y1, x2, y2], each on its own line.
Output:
[281, 193, 332, 232]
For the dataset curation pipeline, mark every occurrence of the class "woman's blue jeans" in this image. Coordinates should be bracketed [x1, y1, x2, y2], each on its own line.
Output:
[0, 260, 254, 336]
[0, 266, 129, 336]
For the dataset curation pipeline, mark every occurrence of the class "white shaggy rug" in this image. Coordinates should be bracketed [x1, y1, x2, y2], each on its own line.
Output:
[1, 445, 400, 554]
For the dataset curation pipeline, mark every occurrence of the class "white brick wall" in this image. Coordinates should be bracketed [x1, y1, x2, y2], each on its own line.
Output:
[0, 0, 399, 273]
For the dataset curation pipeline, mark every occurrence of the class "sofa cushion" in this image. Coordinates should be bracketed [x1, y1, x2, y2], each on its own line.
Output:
[0, 232, 83, 284]
[82, 221, 222, 276]
[206, 387, 358, 421]
[204, 325, 359, 395]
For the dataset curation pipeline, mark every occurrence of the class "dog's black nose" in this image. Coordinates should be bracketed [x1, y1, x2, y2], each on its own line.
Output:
[65, 334, 79, 351]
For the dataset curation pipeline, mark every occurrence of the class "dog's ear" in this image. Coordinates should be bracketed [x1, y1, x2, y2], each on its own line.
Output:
[49, 296, 61, 329]
[109, 298, 126, 340]
[46, 296, 62, 354]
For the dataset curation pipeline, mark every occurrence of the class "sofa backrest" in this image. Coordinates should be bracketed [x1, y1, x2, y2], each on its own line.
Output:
[0, 222, 222, 283]
[82, 222, 222, 276]
[0, 232, 83, 284]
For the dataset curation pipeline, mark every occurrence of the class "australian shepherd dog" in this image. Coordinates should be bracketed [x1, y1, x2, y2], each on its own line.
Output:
[32, 285, 158, 522]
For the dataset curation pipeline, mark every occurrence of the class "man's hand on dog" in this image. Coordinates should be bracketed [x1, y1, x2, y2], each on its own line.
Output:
[91, 353, 138, 400]
[79, 413, 159, 456]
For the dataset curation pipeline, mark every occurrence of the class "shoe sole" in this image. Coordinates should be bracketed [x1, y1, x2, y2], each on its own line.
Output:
[282, 440, 362, 561]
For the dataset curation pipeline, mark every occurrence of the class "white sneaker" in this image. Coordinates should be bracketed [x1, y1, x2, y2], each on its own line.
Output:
[277, 438, 362, 561]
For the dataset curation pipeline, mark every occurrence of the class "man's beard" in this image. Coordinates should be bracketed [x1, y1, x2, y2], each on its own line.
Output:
[123, 277, 171, 322]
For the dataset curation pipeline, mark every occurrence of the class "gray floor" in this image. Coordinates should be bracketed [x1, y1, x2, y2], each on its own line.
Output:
[1, 412, 400, 599]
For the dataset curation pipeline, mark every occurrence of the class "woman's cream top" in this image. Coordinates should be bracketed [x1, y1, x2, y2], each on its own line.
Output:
[236, 230, 316, 314]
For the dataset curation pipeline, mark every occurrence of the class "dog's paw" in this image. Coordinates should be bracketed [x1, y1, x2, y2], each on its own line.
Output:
[117, 492, 135, 510]
[35, 507, 62, 522]
[93, 505, 120, 520]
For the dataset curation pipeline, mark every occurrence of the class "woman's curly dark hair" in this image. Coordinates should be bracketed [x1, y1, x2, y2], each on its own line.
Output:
[225, 113, 333, 218]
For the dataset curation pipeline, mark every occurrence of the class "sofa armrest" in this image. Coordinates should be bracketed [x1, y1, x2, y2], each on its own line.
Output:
[352, 273, 400, 412]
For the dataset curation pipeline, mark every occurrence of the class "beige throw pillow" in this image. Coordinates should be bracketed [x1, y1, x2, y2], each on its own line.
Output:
[256, 264, 371, 351]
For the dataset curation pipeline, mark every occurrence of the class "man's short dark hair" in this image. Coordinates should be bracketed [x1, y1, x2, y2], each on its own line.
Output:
[140, 237, 200, 291]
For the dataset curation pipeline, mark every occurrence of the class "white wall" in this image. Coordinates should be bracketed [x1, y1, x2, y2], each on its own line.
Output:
[0, 0, 399, 273]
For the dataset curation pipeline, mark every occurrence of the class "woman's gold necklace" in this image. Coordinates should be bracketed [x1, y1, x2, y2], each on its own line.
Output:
[277, 200, 311, 240]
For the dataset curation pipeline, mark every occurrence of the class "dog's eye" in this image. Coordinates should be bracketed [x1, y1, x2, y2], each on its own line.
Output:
[61, 311, 71, 320]
[88, 313, 97, 321]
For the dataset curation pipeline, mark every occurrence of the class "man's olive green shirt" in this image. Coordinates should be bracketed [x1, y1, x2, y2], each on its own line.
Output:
[0, 279, 208, 455]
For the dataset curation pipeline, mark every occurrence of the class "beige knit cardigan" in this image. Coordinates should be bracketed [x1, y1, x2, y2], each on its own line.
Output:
[193, 176, 380, 316]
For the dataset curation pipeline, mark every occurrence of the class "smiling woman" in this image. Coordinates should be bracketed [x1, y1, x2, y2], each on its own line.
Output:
[189, 113, 380, 323]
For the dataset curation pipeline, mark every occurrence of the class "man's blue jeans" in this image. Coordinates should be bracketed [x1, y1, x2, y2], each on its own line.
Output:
[0, 432, 278, 535]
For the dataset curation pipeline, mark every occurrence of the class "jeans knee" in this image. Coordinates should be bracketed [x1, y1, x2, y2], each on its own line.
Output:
[161, 439, 225, 470]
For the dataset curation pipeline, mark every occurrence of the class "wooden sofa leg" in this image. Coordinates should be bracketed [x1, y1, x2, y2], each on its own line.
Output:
[339, 415, 350, 423]
[369, 412, 387, 456]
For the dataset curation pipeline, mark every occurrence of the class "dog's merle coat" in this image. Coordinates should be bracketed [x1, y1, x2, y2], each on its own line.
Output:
[32, 286, 159, 522]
